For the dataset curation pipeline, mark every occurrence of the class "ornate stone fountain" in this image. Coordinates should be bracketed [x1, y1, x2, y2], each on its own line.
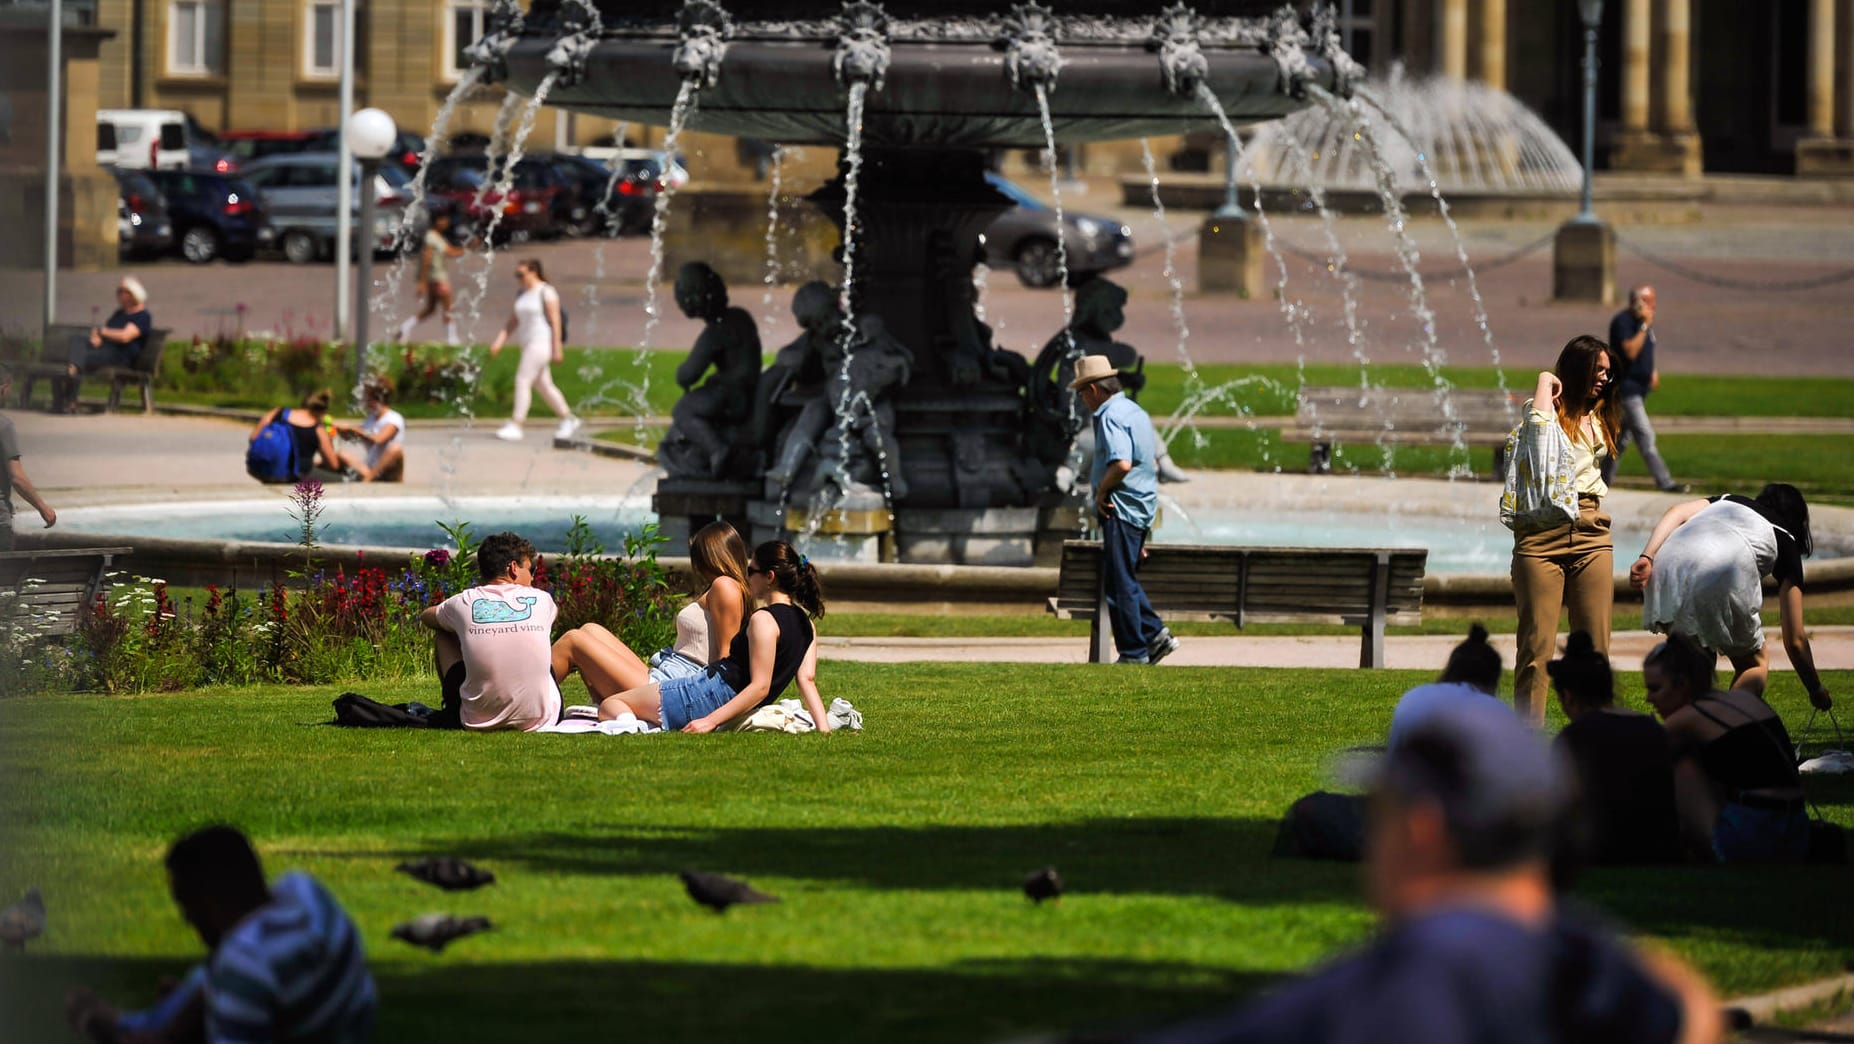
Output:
[478, 0, 1359, 564]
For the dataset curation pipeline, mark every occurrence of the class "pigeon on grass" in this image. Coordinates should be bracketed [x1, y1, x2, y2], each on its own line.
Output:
[1023, 867, 1063, 904]
[0, 887, 45, 949]
[396, 856, 496, 892]
[680, 870, 779, 913]
[390, 914, 492, 953]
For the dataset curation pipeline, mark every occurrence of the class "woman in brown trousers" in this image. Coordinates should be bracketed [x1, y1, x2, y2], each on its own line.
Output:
[1510, 335, 1620, 724]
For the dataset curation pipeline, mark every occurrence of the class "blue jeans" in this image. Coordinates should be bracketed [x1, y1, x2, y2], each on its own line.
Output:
[1102, 515, 1164, 661]
[1602, 393, 1675, 489]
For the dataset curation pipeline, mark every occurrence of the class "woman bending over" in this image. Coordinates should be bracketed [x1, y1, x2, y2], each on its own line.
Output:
[551, 521, 749, 695]
[599, 540, 827, 733]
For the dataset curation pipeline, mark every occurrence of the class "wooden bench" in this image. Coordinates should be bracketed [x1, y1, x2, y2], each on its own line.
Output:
[1281, 385, 1522, 476]
[0, 547, 132, 638]
[17, 324, 171, 413]
[1048, 541, 1427, 668]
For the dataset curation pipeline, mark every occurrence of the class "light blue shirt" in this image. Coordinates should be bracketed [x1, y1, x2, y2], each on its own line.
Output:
[1090, 391, 1158, 529]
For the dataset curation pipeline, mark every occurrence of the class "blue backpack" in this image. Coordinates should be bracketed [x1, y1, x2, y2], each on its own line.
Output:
[246, 408, 302, 483]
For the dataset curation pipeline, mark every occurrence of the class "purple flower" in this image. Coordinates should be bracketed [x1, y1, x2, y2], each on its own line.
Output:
[424, 549, 452, 567]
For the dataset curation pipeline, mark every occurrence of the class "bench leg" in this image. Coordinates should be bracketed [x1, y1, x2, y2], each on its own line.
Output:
[1360, 552, 1391, 668]
[1090, 600, 1112, 664]
[106, 381, 123, 413]
[140, 380, 154, 414]
[1309, 442, 1333, 475]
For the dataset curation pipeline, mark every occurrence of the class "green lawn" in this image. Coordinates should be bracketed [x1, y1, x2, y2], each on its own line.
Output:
[2, 664, 1850, 1042]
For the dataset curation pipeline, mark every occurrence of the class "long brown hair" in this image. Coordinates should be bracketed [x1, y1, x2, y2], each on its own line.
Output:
[1552, 335, 1620, 453]
[689, 520, 749, 592]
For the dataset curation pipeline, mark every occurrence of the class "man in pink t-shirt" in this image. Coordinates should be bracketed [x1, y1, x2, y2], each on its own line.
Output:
[420, 532, 561, 732]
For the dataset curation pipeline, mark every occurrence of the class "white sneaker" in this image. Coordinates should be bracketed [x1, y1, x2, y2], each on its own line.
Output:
[555, 417, 583, 441]
[495, 422, 524, 442]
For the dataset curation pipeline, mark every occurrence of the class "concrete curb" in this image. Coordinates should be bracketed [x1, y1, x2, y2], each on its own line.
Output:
[1725, 973, 1854, 1028]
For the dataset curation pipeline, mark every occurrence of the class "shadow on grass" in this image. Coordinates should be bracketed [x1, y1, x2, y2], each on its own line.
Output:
[1802, 775, 1854, 808]
[284, 817, 1363, 907]
[0, 953, 1273, 1044]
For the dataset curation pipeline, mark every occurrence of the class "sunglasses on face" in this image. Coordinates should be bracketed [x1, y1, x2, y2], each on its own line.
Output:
[747, 566, 765, 577]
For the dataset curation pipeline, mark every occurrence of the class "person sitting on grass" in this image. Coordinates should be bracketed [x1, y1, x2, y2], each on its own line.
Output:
[248, 389, 342, 483]
[421, 531, 561, 732]
[597, 540, 827, 734]
[1387, 622, 1506, 748]
[1642, 631, 1811, 864]
[1142, 701, 1722, 1044]
[334, 377, 406, 483]
[552, 520, 749, 695]
[64, 824, 375, 1044]
[1550, 630, 1682, 866]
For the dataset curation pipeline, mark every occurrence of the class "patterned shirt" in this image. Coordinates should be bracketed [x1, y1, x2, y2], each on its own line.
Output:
[206, 872, 375, 1044]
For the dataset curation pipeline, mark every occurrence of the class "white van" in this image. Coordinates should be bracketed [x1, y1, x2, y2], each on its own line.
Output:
[97, 109, 232, 171]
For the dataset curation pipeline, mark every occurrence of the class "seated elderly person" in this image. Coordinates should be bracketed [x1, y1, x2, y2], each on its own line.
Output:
[54, 276, 153, 412]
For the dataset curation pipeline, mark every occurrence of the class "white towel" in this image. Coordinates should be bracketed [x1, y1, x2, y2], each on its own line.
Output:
[734, 698, 865, 734]
[536, 711, 663, 735]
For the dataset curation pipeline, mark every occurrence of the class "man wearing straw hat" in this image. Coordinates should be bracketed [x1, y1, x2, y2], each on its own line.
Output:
[1072, 355, 1177, 665]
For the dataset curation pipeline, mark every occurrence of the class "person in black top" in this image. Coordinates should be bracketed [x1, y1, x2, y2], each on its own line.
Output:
[1643, 632, 1810, 863]
[1632, 483, 1831, 708]
[247, 389, 342, 482]
[1549, 630, 1682, 865]
[1600, 284, 1683, 492]
[599, 540, 830, 733]
[54, 276, 154, 413]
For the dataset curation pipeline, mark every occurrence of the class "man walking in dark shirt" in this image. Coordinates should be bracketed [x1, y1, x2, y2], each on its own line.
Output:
[1603, 285, 1685, 492]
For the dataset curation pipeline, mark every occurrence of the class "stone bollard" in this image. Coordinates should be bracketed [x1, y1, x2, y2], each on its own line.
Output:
[1197, 212, 1264, 298]
[1551, 218, 1616, 305]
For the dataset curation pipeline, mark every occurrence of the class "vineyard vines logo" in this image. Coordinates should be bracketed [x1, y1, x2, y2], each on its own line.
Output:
[472, 596, 539, 624]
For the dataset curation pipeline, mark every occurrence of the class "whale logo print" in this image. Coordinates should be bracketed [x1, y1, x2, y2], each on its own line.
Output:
[472, 596, 539, 625]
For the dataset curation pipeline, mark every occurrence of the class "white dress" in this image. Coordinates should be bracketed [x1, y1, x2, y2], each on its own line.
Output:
[1643, 498, 1780, 657]
[513, 284, 558, 365]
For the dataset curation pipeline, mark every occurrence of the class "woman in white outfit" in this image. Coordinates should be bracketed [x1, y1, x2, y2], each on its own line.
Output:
[1632, 483, 1832, 709]
[488, 258, 580, 442]
[550, 520, 750, 696]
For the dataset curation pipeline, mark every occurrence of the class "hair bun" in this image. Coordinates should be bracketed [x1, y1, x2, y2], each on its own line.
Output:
[1466, 623, 1489, 645]
[1564, 630, 1595, 656]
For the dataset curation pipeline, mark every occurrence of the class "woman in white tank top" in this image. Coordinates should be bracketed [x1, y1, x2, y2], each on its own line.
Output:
[550, 521, 750, 697]
[488, 258, 581, 443]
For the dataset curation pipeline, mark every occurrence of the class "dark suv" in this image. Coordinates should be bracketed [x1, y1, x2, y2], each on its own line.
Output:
[144, 169, 273, 263]
[424, 153, 565, 242]
[112, 168, 174, 259]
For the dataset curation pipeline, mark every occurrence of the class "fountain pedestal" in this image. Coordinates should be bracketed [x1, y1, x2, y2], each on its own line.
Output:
[652, 477, 756, 554]
[1197, 212, 1265, 298]
[1551, 218, 1616, 305]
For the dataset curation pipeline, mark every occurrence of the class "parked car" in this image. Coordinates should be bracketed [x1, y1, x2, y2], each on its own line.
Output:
[112, 168, 174, 259]
[143, 169, 272, 263]
[979, 172, 1135, 288]
[97, 109, 235, 172]
[423, 153, 564, 242]
[220, 130, 320, 167]
[306, 128, 429, 172]
[240, 152, 415, 263]
[559, 148, 688, 235]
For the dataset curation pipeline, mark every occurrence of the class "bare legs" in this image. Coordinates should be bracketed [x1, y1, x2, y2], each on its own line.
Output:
[598, 682, 663, 724]
[1727, 647, 1769, 698]
[551, 623, 651, 700]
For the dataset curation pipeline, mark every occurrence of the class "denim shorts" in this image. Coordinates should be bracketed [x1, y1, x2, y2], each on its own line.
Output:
[657, 668, 738, 731]
[1713, 801, 1810, 863]
[647, 648, 706, 684]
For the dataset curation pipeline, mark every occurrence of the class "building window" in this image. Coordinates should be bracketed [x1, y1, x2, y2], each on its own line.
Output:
[167, 0, 225, 77]
[305, 0, 363, 79]
[445, 0, 490, 81]
[1336, 0, 1374, 73]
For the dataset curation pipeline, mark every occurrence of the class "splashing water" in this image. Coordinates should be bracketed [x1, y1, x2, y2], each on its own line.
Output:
[373, 66, 485, 331]
[1311, 85, 1471, 477]
[1138, 137, 1195, 386]
[760, 144, 787, 332]
[466, 73, 558, 329]
[1357, 89, 1511, 406]
[456, 91, 525, 338]
[583, 119, 632, 341]
[1195, 83, 1305, 348]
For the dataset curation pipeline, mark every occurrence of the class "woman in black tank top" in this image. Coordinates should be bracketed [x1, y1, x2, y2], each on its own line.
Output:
[1643, 633, 1809, 863]
[598, 541, 830, 733]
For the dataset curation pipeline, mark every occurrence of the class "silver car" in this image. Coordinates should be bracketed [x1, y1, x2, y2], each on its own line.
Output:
[239, 152, 415, 263]
[979, 173, 1135, 288]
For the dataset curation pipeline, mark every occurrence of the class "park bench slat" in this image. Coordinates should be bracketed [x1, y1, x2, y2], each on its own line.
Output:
[1284, 385, 1523, 476]
[0, 547, 131, 638]
[16, 326, 171, 413]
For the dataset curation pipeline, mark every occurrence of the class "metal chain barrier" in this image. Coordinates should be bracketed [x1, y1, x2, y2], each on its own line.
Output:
[1614, 231, 1854, 293]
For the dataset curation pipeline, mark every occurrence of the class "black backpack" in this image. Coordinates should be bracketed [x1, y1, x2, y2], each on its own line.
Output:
[331, 692, 460, 729]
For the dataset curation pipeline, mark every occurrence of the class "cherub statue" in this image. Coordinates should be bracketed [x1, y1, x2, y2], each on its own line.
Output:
[659, 262, 762, 480]
[751, 281, 837, 453]
[770, 313, 914, 501]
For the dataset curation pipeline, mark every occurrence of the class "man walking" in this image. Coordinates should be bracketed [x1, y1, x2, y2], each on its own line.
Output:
[1603, 285, 1684, 492]
[1072, 355, 1177, 665]
[0, 364, 57, 552]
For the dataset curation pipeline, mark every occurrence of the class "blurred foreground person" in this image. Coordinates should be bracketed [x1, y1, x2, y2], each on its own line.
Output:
[1139, 701, 1721, 1044]
[66, 824, 374, 1043]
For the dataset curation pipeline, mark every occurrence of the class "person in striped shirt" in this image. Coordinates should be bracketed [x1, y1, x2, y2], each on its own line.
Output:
[66, 825, 376, 1043]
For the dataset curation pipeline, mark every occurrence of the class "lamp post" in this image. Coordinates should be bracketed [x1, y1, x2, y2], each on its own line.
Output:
[44, 0, 63, 339]
[1574, 0, 1603, 222]
[347, 107, 397, 392]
